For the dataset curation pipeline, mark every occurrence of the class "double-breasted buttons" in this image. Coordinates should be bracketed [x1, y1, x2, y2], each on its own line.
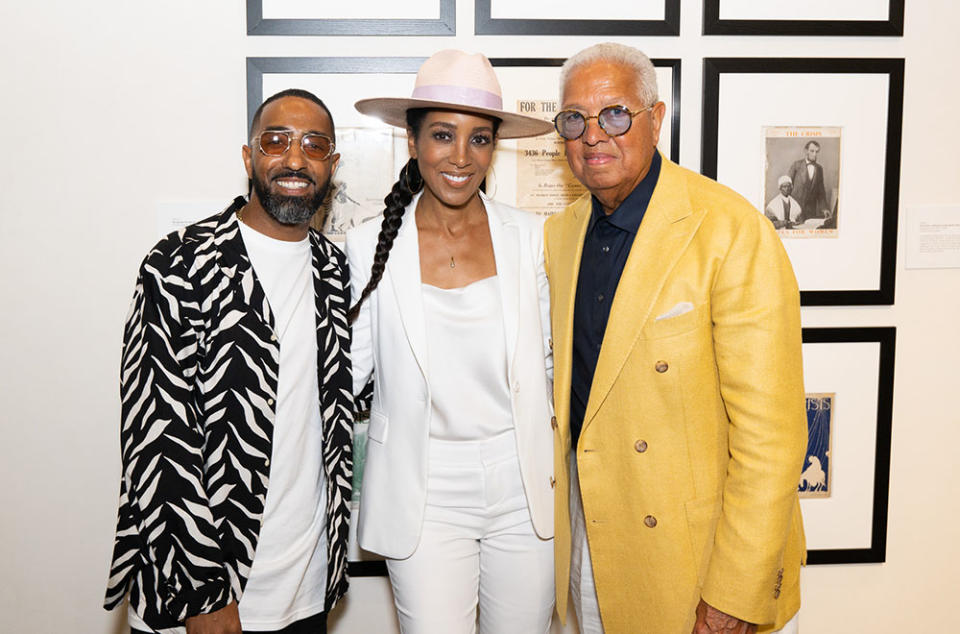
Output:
[550, 416, 558, 430]
[634, 439, 648, 453]
[549, 477, 556, 489]
[654, 360, 669, 373]
[644, 515, 658, 528]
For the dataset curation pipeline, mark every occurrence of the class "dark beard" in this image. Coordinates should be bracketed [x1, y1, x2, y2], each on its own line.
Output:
[252, 169, 331, 226]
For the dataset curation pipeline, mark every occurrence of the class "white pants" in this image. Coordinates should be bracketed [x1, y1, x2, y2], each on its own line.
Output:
[569, 454, 605, 634]
[569, 453, 800, 634]
[386, 431, 554, 634]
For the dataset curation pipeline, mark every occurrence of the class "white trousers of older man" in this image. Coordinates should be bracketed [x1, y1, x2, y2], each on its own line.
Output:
[568, 453, 800, 634]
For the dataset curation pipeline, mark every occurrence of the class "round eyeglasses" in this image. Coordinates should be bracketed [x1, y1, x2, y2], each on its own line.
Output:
[255, 131, 336, 161]
[553, 104, 652, 141]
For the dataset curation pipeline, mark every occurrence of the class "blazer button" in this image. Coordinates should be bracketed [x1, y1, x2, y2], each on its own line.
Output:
[550, 416, 558, 430]
[634, 439, 648, 453]
[549, 477, 556, 489]
[644, 515, 658, 528]
[267, 398, 275, 406]
[548, 337, 553, 350]
[654, 361, 669, 373]
[774, 589, 781, 599]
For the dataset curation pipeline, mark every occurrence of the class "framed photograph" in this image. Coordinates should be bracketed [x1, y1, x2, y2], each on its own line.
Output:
[247, 0, 455, 36]
[247, 57, 681, 230]
[247, 57, 420, 243]
[702, 58, 904, 306]
[801, 327, 895, 565]
[703, 0, 904, 36]
[475, 0, 679, 35]
[799, 392, 833, 498]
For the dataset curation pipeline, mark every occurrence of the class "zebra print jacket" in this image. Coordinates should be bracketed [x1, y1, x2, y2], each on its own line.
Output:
[104, 198, 353, 631]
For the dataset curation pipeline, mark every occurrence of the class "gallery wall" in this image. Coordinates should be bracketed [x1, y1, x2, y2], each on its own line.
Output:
[0, 1, 957, 632]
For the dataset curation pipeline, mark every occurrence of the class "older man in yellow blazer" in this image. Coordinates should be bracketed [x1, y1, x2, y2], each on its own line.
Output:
[544, 43, 807, 634]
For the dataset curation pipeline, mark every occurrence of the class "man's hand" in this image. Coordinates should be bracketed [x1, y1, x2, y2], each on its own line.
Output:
[692, 599, 756, 634]
[185, 602, 242, 634]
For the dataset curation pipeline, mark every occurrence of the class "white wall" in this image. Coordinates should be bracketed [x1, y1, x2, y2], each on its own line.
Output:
[0, 1, 957, 632]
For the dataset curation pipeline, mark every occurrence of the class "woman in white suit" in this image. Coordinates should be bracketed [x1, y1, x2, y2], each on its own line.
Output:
[345, 50, 556, 633]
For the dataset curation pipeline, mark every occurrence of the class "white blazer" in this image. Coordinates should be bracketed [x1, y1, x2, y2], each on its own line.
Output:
[346, 192, 555, 559]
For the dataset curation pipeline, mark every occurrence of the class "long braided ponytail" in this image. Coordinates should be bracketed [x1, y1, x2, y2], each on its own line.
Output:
[347, 148, 425, 323]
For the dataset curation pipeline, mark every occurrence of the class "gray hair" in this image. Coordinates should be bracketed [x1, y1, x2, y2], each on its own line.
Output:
[559, 43, 659, 107]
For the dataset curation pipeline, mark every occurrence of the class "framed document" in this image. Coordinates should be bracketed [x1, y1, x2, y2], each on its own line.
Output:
[702, 58, 904, 306]
[488, 58, 680, 217]
[801, 327, 895, 565]
[247, 0, 455, 36]
[703, 0, 904, 36]
[475, 0, 679, 35]
[247, 56, 680, 225]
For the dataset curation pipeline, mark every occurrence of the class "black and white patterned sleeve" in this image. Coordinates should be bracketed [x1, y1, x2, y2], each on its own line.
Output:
[117, 240, 233, 622]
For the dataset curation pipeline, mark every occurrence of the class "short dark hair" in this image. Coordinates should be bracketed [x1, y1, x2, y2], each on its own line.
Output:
[249, 88, 335, 140]
[804, 140, 821, 150]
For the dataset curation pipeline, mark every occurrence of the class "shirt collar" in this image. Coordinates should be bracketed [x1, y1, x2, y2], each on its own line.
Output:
[589, 150, 662, 234]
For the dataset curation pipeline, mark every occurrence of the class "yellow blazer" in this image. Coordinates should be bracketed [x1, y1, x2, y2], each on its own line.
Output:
[544, 156, 807, 633]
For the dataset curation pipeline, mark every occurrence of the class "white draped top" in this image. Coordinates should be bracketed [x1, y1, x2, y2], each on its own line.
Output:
[421, 276, 514, 441]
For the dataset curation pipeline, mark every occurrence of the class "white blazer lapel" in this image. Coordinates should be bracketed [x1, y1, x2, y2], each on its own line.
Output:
[386, 196, 429, 381]
[485, 197, 520, 380]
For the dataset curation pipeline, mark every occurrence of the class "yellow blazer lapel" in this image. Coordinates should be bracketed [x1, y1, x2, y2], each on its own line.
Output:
[582, 159, 704, 431]
[548, 193, 592, 437]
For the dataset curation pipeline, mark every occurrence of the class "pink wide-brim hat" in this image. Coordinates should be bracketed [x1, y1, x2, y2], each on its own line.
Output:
[354, 49, 554, 140]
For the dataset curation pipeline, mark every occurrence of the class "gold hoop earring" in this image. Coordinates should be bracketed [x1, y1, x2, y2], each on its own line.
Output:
[403, 162, 423, 193]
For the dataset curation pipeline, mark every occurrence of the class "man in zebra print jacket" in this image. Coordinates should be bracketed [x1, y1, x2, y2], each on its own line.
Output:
[105, 89, 353, 634]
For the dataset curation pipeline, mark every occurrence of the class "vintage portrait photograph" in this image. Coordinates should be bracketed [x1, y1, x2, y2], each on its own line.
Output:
[763, 126, 842, 238]
[800, 392, 834, 498]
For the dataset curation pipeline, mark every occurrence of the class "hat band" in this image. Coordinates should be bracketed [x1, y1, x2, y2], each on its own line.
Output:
[412, 84, 503, 111]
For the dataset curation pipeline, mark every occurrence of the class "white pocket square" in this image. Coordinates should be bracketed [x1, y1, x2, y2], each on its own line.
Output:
[655, 301, 694, 321]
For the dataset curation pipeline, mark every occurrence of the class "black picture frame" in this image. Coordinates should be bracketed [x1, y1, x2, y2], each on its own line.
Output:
[246, 57, 425, 133]
[801, 327, 895, 565]
[247, 0, 455, 36]
[703, 0, 904, 36]
[475, 0, 679, 35]
[701, 57, 904, 306]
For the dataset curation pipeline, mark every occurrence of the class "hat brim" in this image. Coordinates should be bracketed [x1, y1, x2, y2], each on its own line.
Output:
[354, 97, 555, 140]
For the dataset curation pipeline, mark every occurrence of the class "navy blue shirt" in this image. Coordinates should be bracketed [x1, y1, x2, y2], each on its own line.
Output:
[570, 151, 662, 448]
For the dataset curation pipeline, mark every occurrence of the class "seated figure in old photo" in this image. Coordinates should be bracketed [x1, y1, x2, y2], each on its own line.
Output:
[765, 175, 803, 229]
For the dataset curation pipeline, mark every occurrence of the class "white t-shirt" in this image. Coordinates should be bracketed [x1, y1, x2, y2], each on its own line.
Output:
[129, 221, 328, 632]
[236, 222, 328, 629]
